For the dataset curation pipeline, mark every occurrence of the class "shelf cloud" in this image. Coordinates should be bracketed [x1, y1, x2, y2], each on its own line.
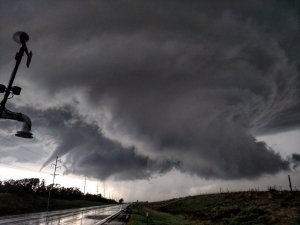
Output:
[0, 1, 300, 180]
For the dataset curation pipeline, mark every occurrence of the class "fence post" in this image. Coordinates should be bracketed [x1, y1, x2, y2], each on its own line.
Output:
[288, 175, 293, 192]
[146, 212, 149, 225]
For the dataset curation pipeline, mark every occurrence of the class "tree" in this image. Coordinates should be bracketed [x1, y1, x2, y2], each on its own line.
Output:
[119, 198, 124, 204]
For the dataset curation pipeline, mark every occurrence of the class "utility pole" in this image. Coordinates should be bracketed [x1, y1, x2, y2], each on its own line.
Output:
[47, 156, 61, 212]
[83, 176, 87, 194]
[103, 182, 106, 198]
[97, 183, 99, 195]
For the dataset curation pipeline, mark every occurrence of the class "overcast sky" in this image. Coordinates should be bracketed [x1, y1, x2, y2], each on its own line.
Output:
[0, 0, 300, 201]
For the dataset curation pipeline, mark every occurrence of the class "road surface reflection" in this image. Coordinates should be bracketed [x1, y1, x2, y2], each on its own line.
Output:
[0, 204, 126, 225]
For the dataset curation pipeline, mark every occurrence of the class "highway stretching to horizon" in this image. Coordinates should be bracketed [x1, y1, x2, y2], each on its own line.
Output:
[0, 204, 128, 225]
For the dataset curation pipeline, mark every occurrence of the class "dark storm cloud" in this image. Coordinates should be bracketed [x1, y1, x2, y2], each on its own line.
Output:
[290, 153, 300, 169]
[257, 104, 300, 135]
[0, 0, 299, 180]
[21, 105, 176, 180]
[292, 153, 300, 162]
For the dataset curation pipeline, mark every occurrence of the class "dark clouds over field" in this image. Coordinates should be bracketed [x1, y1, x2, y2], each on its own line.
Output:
[0, 1, 300, 181]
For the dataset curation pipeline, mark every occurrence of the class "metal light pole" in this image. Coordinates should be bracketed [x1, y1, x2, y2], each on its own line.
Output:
[0, 31, 33, 138]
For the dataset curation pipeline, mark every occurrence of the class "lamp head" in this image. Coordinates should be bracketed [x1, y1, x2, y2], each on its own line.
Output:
[15, 131, 33, 138]
[13, 31, 29, 45]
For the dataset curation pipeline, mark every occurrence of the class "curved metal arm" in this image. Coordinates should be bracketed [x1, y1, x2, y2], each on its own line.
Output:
[1, 108, 33, 138]
[0, 32, 33, 138]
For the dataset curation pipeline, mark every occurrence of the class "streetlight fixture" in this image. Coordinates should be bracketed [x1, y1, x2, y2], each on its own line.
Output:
[0, 31, 33, 138]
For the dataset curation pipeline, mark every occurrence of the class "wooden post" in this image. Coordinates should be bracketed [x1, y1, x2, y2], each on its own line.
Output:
[288, 175, 293, 192]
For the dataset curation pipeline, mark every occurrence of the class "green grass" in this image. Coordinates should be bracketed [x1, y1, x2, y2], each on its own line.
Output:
[148, 191, 300, 225]
[127, 204, 195, 225]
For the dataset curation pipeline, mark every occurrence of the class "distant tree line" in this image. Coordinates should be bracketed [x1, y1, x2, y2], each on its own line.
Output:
[0, 178, 116, 203]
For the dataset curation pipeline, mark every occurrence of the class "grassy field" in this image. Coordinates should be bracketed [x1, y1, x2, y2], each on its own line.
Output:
[128, 191, 300, 225]
[127, 205, 195, 225]
[0, 193, 107, 216]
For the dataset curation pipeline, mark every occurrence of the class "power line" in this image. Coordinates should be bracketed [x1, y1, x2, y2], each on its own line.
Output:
[0, 162, 51, 175]
[0, 135, 46, 158]
[0, 135, 53, 174]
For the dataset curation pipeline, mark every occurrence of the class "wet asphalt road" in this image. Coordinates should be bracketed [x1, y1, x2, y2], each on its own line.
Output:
[0, 204, 128, 225]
